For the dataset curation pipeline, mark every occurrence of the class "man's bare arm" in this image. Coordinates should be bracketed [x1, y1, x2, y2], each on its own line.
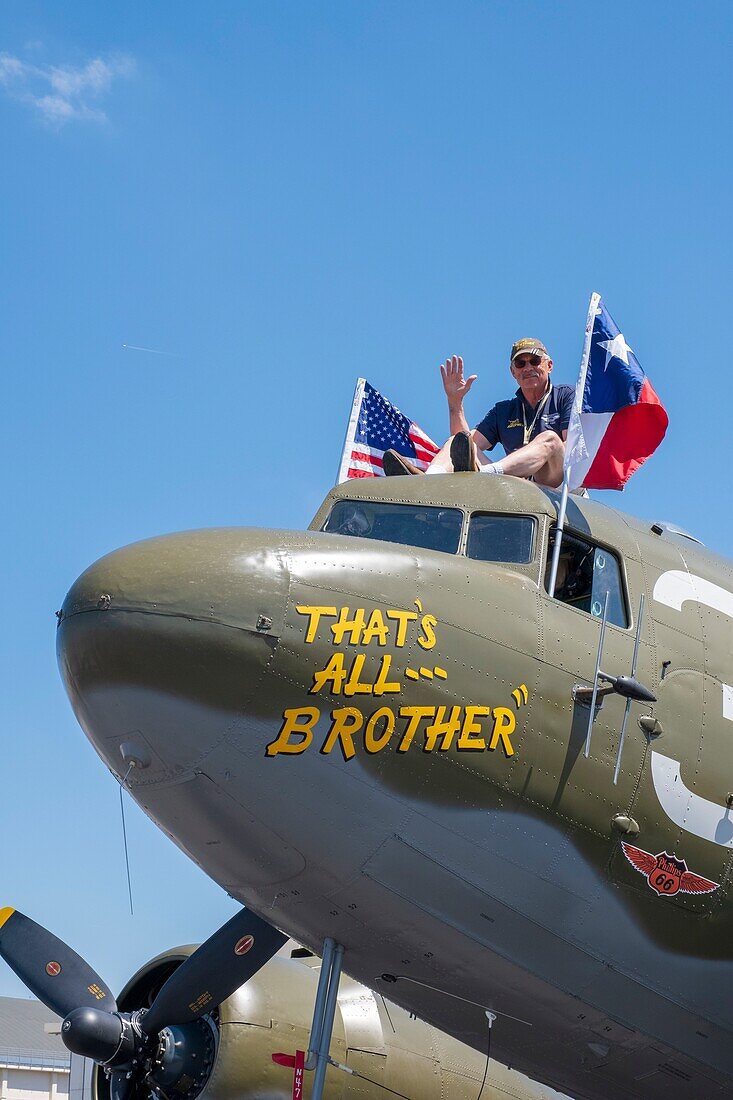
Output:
[440, 355, 477, 436]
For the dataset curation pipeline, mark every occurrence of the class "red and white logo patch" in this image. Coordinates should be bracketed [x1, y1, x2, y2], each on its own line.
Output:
[234, 935, 255, 956]
[621, 843, 720, 897]
[46, 961, 62, 977]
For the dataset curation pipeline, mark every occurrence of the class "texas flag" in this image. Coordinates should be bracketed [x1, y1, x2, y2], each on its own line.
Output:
[564, 294, 668, 490]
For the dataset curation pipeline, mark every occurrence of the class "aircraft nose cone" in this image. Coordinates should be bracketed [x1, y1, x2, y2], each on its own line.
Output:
[58, 527, 290, 627]
[57, 528, 291, 779]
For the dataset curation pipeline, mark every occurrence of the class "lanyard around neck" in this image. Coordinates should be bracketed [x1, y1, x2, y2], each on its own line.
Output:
[522, 383, 552, 446]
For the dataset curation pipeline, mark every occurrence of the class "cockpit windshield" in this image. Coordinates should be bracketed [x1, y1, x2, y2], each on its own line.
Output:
[322, 500, 462, 554]
[466, 514, 535, 563]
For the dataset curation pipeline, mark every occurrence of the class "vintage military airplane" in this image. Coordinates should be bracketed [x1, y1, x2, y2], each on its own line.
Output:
[4, 471, 733, 1098]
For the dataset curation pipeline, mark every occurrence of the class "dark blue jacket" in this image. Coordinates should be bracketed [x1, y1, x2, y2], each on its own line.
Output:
[475, 384, 574, 455]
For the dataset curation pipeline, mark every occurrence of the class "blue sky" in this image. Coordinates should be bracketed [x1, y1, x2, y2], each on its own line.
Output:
[1, 1, 732, 998]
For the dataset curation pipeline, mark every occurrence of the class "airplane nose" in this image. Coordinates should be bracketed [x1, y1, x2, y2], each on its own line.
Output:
[56, 528, 292, 780]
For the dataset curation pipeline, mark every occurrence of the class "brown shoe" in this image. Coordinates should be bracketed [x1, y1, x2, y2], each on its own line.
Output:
[383, 449, 423, 476]
[449, 431, 480, 472]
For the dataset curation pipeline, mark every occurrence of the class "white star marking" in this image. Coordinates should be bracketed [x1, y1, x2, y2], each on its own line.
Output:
[598, 332, 633, 370]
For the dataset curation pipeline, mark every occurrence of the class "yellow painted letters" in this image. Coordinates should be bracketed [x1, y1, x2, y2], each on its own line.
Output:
[343, 653, 375, 696]
[311, 652, 348, 695]
[331, 606, 367, 646]
[296, 605, 337, 643]
[457, 706, 490, 751]
[386, 608, 418, 647]
[362, 609, 389, 646]
[266, 708, 320, 756]
[423, 705, 462, 752]
[373, 654, 401, 695]
[417, 614, 438, 650]
[321, 707, 363, 761]
[489, 707, 516, 757]
[397, 706, 435, 752]
[364, 708, 395, 753]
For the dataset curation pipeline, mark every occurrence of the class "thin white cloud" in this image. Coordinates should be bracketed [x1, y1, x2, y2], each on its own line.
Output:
[0, 55, 26, 81]
[0, 52, 135, 125]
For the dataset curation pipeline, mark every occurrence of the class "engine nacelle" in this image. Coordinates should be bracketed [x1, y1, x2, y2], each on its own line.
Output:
[91, 945, 564, 1100]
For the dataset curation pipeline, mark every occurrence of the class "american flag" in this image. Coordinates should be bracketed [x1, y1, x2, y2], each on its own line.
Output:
[338, 379, 440, 482]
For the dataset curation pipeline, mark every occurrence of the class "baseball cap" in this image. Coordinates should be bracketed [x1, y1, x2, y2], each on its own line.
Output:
[511, 338, 549, 362]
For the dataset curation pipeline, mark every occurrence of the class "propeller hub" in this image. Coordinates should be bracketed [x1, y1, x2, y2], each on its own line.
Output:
[150, 1019, 218, 1099]
[61, 1007, 127, 1061]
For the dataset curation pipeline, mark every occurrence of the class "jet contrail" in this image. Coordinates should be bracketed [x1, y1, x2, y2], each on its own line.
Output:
[122, 343, 176, 356]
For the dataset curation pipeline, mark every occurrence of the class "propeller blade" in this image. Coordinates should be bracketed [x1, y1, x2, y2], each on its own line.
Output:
[0, 908, 116, 1018]
[142, 908, 286, 1034]
[109, 1073, 134, 1100]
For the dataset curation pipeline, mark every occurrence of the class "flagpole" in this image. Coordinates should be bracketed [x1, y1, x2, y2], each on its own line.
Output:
[548, 292, 601, 596]
[547, 471, 569, 596]
[335, 377, 365, 484]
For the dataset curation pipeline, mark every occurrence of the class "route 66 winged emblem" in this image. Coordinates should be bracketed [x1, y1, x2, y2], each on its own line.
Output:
[621, 842, 720, 898]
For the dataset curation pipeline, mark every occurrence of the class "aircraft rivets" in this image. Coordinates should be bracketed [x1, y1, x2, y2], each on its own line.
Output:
[256, 614, 273, 631]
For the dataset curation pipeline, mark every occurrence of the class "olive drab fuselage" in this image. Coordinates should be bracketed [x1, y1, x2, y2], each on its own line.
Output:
[57, 474, 733, 1100]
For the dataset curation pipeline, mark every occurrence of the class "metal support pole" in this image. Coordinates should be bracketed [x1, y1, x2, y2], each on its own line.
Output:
[613, 594, 646, 785]
[305, 937, 335, 1070]
[311, 943, 344, 1100]
[584, 590, 610, 758]
[335, 378, 365, 485]
[547, 473, 570, 597]
[550, 290, 601, 596]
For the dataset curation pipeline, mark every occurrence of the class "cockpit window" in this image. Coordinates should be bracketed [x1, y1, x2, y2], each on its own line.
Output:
[546, 529, 628, 627]
[467, 514, 535, 563]
[323, 500, 462, 554]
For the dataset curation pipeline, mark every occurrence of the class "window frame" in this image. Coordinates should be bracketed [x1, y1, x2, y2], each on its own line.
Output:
[543, 525, 630, 629]
[321, 498, 466, 556]
[463, 511, 537, 565]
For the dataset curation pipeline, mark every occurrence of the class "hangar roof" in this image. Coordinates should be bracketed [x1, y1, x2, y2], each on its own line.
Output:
[0, 996, 68, 1066]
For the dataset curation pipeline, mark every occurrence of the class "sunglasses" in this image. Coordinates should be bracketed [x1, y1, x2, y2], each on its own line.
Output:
[514, 355, 543, 368]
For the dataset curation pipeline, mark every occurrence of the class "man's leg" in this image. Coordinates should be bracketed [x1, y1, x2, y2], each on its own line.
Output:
[424, 438, 453, 474]
[424, 433, 493, 474]
[426, 430, 563, 484]
[490, 431, 564, 487]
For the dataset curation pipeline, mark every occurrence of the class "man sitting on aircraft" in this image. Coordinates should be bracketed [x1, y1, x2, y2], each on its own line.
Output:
[383, 339, 574, 489]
